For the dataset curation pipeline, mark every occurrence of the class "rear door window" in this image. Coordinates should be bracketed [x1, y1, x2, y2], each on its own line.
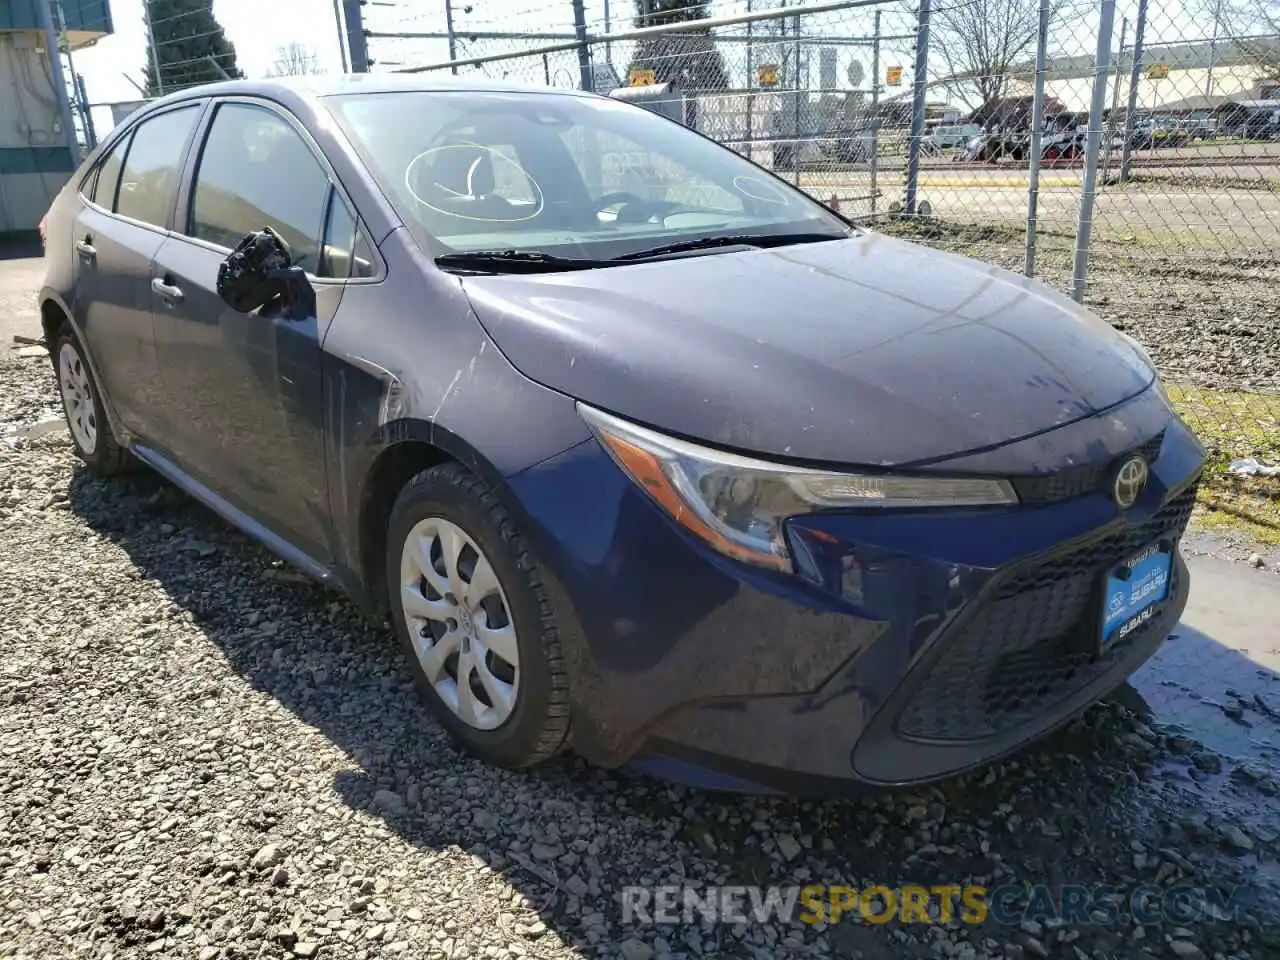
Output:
[115, 105, 201, 229]
[188, 102, 332, 274]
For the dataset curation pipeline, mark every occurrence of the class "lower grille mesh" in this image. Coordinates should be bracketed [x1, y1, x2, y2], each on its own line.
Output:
[894, 482, 1198, 743]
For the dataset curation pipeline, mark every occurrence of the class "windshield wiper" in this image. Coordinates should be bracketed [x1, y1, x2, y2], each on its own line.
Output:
[612, 231, 848, 262]
[434, 250, 610, 274]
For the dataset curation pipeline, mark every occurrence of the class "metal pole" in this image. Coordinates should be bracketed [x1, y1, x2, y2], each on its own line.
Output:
[1072, 0, 1117, 302]
[36, 0, 79, 163]
[571, 0, 592, 90]
[141, 0, 163, 94]
[1205, 0, 1221, 98]
[54, 0, 92, 148]
[1024, 0, 1050, 276]
[745, 0, 753, 161]
[870, 9, 880, 217]
[343, 0, 369, 72]
[1119, 0, 1148, 182]
[1102, 16, 1127, 182]
[333, 0, 350, 72]
[791, 2, 801, 185]
[903, 0, 931, 216]
[445, 0, 458, 74]
[74, 73, 96, 150]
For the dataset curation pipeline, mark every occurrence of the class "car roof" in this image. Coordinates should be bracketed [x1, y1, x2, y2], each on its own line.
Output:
[149, 72, 598, 108]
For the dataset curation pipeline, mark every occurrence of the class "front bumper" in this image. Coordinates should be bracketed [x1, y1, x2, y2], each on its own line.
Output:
[504, 401, 1204, 795]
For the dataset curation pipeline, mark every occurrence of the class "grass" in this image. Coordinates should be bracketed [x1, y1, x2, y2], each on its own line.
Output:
[1167, 383, 1280, 542]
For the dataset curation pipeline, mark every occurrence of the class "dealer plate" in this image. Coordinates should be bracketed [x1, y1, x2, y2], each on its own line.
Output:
[1100, 540, 1173, 649]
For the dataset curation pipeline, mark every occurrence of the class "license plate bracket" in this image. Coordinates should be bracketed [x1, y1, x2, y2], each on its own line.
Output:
[1100, 538, 1174, 650]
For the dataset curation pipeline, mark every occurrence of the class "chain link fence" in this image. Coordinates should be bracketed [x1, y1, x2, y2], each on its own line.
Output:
[353, 0, 1280, 532]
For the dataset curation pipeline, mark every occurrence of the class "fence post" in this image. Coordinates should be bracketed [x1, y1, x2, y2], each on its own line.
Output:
[903, 0, 931, 216]
[343, 0, 370, 72]
[445, 0, 458, 74]
[1072, 0, 1117, 302]
[870, 9, 880, 218]
[1119, 0, 1148, 183]
[571, 0, 592, 90]
[1024, 0, 1051, 276]
[792, 3, 802, 185]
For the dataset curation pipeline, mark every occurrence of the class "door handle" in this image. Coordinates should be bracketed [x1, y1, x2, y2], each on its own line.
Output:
[76, 239, 96, 260]
[151, 277, 184, 303]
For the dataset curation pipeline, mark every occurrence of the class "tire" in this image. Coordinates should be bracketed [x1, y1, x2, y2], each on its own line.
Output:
[386, 463, 570, 768]
[51, 323, 132, 476]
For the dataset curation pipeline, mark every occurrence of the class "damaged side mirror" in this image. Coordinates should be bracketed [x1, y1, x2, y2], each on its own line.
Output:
[216, 227, 316, 319]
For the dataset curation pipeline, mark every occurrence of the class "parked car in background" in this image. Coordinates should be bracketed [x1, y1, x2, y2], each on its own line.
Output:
[39, 75, 1204, 795]
[928, 123, 981, 150]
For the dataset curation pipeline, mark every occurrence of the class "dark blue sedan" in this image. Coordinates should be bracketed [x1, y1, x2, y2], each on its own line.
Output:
[37, 75, 1204, 795]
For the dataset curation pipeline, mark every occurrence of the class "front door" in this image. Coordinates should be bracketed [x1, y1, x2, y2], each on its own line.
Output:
[151, 99, 357, 565]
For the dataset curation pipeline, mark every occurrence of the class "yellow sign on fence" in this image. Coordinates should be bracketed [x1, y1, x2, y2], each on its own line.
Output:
[886, 65, 904, 86]
[629, 68, 656, 87]
[1146, 63, 1170, 79]
[757, 63, 779, 87]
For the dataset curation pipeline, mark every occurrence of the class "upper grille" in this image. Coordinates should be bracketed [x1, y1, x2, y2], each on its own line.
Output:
[1010, 431, 1165, 504]
[894, 480, 1197, 743]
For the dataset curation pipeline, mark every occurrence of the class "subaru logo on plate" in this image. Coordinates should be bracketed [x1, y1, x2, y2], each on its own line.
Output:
[1113, 456, 1149, 509]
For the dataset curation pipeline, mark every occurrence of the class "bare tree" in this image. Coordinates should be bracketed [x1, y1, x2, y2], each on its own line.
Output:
[1203, 0, 1280, 83]
[933, 0, 1054, 111]
[265, 42, 323, 77]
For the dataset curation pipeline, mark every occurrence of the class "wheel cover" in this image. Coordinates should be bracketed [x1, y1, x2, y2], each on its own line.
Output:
[399, 517, 520, 731]
[57, 342, 97, 455]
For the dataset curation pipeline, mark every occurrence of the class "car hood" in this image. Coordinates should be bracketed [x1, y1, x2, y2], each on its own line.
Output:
[459, 230, 1154, 467]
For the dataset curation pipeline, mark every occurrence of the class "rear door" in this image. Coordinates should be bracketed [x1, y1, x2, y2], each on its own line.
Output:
[70, 103, 203, 440]
[150, 97, 372, 564]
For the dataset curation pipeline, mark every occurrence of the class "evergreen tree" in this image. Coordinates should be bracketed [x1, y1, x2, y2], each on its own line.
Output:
[143, 0, 243, 96]
[628, 0, 728, 92]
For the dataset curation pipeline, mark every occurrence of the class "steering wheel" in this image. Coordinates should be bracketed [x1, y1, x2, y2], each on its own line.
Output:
[594, 191, 654, 224]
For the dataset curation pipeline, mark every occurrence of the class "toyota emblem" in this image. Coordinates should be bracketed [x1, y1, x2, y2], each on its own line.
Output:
[1113, 456, 1149, 509]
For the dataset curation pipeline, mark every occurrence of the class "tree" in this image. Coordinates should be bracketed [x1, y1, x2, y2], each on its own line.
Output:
[933, 0, 1054, 111]
[265, 42, 323, 77]
[627, 0, 729, 91]
[1200, 0, 1280, 84]
[143, 0, 243, 97]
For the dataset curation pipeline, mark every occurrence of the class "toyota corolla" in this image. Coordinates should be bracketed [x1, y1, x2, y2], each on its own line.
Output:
[37, 75, 1204, 795]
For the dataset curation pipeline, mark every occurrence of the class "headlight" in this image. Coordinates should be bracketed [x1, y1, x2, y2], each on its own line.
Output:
[578, 404, 1017, 572]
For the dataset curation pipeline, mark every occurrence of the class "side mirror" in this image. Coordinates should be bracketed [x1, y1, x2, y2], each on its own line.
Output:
[216, 227, 316, 319]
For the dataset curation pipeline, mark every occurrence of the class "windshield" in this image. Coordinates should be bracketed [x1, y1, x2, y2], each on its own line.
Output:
[323, 89, 852, 261]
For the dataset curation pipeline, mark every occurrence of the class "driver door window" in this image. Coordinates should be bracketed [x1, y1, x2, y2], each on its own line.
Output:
[189, 102, 335, 276]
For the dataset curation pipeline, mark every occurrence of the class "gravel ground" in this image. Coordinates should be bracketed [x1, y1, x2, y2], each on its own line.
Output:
[875, 222, 1280, 391]
[3, 353, 1280, 960]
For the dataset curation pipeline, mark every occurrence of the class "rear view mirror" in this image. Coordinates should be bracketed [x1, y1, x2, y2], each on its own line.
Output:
[216, 227, 316, 319]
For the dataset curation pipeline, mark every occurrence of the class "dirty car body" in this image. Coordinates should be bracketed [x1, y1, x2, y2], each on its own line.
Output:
[39, 75, 1204, 795]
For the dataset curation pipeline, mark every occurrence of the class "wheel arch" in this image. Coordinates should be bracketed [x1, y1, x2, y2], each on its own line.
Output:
[39, 290, 129, 446]
[353, 418, 524, 617]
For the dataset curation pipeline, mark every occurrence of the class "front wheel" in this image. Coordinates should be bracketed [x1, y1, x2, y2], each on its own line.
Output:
[386, 463, 571, 768]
